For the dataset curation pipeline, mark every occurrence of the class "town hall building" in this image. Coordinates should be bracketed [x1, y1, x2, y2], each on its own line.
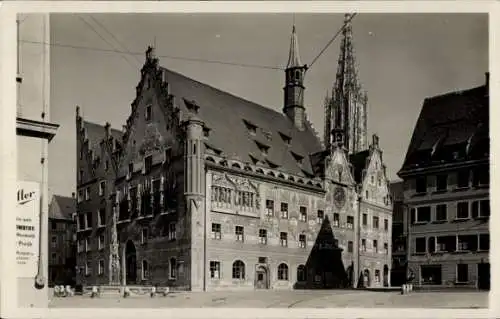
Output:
[75, 14, 392, 291]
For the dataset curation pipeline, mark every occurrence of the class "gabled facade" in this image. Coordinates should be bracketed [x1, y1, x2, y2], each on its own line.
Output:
[75, 14, 392, 291]
[398, 74, 490, 289]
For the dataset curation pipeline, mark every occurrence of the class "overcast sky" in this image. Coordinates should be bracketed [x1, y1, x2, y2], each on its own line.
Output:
[40, 13, 488, 197]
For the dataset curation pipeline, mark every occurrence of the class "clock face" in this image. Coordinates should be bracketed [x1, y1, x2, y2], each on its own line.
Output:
[333, 187, 346, 209]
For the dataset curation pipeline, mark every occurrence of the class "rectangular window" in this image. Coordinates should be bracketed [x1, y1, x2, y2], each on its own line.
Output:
[78, 190, 84, 203]
[375, 270, 380, 283]
[209, 261, 220, 279]
[258, 229, 267, 244]
[361, 239, 366, 252]
[85, 187, 90, 201]
[456, 202, 469, 219]
[98, 234, 105, 250]
[98, 259, 104, 275]
[384, 219, 388, 231]
[77, 240, 84, 253]
[51, 235, 57, 248]
[168, 223, 176, 241]
[79, 170, 84, 183]
[416, 176, 427, 194]
[332, 213, 339, 227]
[298, 234, 306, 248]
[373, 216, 379, 229]
[317, 210, 324, 223]
[436, 204, 447, 221]
[141, 228, 148, 244]
[479, 234, 490, 251]
[145, 104, 152, 121]
[51, 252, 57, 264]
[348, 241, 353, 253]
[99, 181, 106, 196]
[479, 200, 490, 218]
[280, 232, 288, 247]
[415, 237, 426, 253]
[362, 213, 368, 226]
[85, 261, 91, 276]
[85, 238, 91, 252]
[436, 236, 456, 252]
[144, 155, 153, 174]
[384, 242, 389, 255]
[456, 264, 468, 283]
[98, 208, 106, 226]
[457, 170, 470, 189]
[85, 212, 92, 229]
[235, 226, 244, 242]
[299, 206, 307, 222]
[457, 235, 478, 252]
[280, 202, 288, 219]
[211, 223, 221, 239]
[347, 216, 354, 229]
[421, 265, 442, 285]
[473, 167, 489, 186]
[373, 240, 378, 253]
[265, 200, 274, 216]
[436, 174, 448, 192]
[416, 206, 431, 223]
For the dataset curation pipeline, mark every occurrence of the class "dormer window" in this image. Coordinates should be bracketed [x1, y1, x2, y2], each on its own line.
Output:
[243, 120, 257, 135]
[279, 132, 291, 146]
[145, 104, 152, 121]
[255, 140, 269, 156]
[291, 151, 304, 165]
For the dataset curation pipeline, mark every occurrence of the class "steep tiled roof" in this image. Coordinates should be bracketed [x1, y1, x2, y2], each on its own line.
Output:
[49, 195, 76, 220]
[349, 149, 370, 183]
[82, 120, 123, 152]
[401, 83, 489, 172]
[162, 67, 324, 176]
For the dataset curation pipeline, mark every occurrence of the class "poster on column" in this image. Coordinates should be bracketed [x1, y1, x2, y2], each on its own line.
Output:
[16, 181, 40, 278]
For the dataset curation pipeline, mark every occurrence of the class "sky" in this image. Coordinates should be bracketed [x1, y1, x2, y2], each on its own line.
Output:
[40, 13, 488, 198]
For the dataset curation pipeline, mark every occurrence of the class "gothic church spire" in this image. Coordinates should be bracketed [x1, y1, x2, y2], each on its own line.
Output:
[326, 13, 368, 154]
[287, 25, 302, 68]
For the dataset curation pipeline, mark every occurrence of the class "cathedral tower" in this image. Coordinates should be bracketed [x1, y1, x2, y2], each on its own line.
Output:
[284, 25, 308, 131]
[325, 13, 368, 154]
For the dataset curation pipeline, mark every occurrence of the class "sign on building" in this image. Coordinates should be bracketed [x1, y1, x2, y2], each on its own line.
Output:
[16, 181, 40, 278]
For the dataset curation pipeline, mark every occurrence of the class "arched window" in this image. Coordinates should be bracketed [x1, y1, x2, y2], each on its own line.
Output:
[142, 260, 149, 280]
[297, 265, 306, 282]
[169, 258, 177, 279]
[232, 260, 245, 279]
[277, 263, 289, 280]
[295, 70, 301, 81]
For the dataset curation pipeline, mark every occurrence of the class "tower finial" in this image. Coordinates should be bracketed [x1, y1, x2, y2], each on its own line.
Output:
[286, 23, 302, 69]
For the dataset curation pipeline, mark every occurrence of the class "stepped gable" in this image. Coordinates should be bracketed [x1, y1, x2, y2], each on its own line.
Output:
[161, 67, 324, 177]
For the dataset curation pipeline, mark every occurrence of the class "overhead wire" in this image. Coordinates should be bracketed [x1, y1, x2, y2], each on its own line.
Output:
[75, 14, 139, 70]
[308, 13, 358, 70]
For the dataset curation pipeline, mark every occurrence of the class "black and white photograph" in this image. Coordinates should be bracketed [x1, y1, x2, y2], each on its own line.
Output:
[1, 1, 495, 318]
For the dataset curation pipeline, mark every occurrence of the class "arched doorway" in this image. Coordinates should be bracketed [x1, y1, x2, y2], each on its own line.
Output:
[254, 265, 269, 289]
[383, 265, 389, 287]
[125, 240, 137, 285]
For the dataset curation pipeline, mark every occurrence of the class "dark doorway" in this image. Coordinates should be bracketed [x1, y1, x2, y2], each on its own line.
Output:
[477, 262, 490, 290]
[125, 240, 137, 285]
[254, 266, 269, 289]
[383, 265, 389, 287]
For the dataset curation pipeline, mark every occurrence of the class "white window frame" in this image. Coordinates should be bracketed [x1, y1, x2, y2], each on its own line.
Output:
[265, 200, 274, 216]
[298, 234, 306, 248]
[209, 261, 221, 279]
[258, 229, 267, 244]
[85, 261, 91, 276]
[299, 207, 307, 222]
[85, 187, 90, 201]
[280, 232, 288, 247]
[85, 238, 91, 252]
[211, 223, 221, 240]
[98, 259, 104, 275]
[99, 181, 106, 196]
[168, 222, 176, 241]
[333, 213, 340, 227]
[235, 226, 244, 242]
[98, 234, 105, 250]
[346, 216, 354, 229]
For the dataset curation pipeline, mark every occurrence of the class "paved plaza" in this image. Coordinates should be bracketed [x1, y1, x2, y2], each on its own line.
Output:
[49, 290, 489, 308]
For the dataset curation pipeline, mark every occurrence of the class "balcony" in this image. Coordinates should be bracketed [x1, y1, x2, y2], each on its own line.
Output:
[16, 116, 59, 141]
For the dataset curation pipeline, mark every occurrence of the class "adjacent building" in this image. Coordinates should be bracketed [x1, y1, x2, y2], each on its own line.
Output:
[398, 74, 490, 289]
[48, 195, 77, 287]
[16, 14, 59, 307]
[75, 14, 392, 291]
[389, 180, 407, 286]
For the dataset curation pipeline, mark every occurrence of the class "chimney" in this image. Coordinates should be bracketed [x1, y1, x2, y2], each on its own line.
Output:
[105, 122, 111, 138]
